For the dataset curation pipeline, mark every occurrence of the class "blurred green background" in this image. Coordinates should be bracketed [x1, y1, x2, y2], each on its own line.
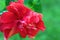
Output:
[0, 0, 60, 40]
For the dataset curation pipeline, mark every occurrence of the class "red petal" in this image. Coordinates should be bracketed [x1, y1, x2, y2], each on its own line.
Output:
[3, 25, 18, 40]
[18, 26, 27, 38]
[36, 20, 45, 31]
[7, 27, 18, 38]
[30, 12, 42, 23]
[7, 2, 31, 19]
[0, 22, 16, 31]
[30, 15, 39, 23]
[1, 12, 17, 23]
[4, 29, 11, 40]
[7, 4, 19, 18]
[35, 13, 45, 31]
[23, 16, 31, 24]
[3, 28, 18, 40]
[27, 26, 39, 38]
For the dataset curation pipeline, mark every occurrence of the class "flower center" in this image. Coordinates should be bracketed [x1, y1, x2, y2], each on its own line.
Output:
[17, 20, 27, 28]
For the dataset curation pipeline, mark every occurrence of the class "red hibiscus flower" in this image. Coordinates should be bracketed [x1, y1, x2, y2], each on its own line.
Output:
[0, 0, 45, 40]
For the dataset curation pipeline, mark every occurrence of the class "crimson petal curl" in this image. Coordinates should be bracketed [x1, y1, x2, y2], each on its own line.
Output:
[36, 21, 45, 31]
[18, 27, 27, 38]
[4, 29, 11, 40]
[0, 22, 16, 32]
[0, 22, 17, 40]
[1, 12, 17, 23]
[4, 27, 18, 40]
[7, 2, 31, 19]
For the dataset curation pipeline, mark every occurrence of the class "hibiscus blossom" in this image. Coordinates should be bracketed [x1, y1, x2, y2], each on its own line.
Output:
[0, 0, 45, 40]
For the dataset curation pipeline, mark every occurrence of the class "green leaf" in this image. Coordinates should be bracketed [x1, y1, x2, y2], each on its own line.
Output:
[0, 0, 6, 12]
